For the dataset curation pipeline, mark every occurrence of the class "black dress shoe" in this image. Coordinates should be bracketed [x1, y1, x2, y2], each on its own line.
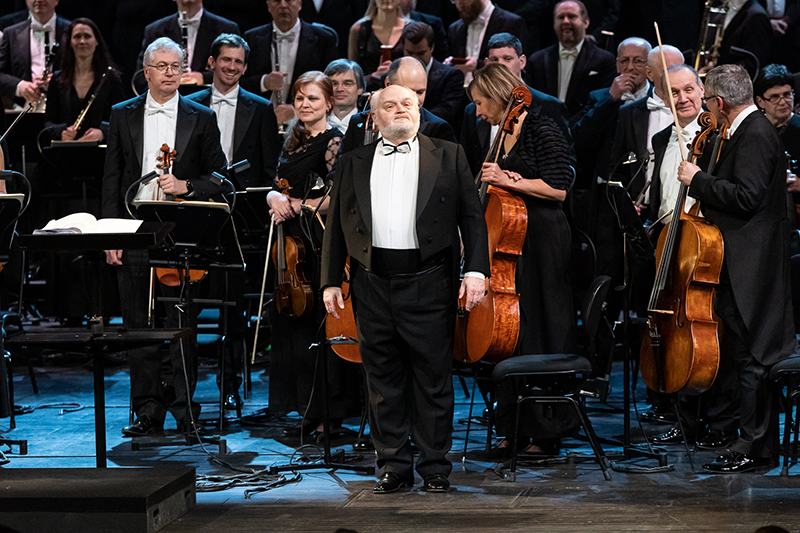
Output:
[122, 415, 163, 437]
[696, 429, 737, 450]
[373, 472, 413, 494]
[422, 473, 450, 493]
[177, 418, 207, 435]
[641, 408, 677, 425]
[649, 426, 684, 444]
[224, 393, 242, 411]
[703, 452, 771, 473]
[282, 418, 318, 438]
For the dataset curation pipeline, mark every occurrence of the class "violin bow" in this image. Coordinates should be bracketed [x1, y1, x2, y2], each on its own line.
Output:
[654, 22, 687, 162]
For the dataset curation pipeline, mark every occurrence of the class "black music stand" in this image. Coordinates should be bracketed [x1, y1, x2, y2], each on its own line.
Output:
[135, 200, 244, 437]
[15, 223, 189, 468]
[40, 142, 106, 213]
[3, 110, 44, 171]
[607, 184, 670, 467]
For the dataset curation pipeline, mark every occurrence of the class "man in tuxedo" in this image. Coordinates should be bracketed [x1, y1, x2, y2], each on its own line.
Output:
[0, 0, 69, 107]
[324, 59, 365, 136]
[240, 0, 338, 125]
[186, 33, 281, 409]
[300, 0, 368, 58]
[708, 0, 771, 79]
[678, 64, 796, 472]
[402, 21, 464, 126]
[525, 0, 616, 125]
[322, 84, 489, 493]
[136, 0, 240, 86]
[103, 37, 227, 436]
[402, 0, 450, 62]
[340, 57, 456, 153]
[445, 0, 527, 80]
[460, 32, 571, 175]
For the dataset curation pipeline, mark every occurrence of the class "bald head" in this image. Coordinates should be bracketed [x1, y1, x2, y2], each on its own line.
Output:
[385, 56, 428, 106]
[647, 45, 685, 99]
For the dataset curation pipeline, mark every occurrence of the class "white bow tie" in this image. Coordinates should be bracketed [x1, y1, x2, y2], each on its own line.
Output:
[31, 21, 49, 33]
[560, 48, 579, 60]
[213, 92, 237, 107]
[275, 31, 297, 44]
[670, 127, 692, 143]
[647, 96, 669, 112]
[146, 104, 176, 120]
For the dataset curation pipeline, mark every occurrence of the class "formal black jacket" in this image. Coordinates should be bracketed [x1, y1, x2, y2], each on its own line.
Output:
[424, 59, 464, 125]
[44, 71, 126, 141]
[718, 0, 771, 78]
[0, 16, 70, 98]
[780, 113, 800, 159]
[447, 5, 528, 61]
[689, 110, 796, 366]
[186, 86, 280, 188]
[459, 86, 573, 176]
[321, 134, 490, 290]
[102, 93, 227, 219]
[240, 20, 339, 103]
[136, 10, 240, 86]
[340, 107, 456, 154]
[525, 38, 616, 125]
[300, 0, 368, 59]
[608, 94, 652, 196]
[409, 10, 449, 62]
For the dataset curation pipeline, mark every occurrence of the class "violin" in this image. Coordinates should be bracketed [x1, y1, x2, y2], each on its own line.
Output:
[272, 177, 314, 318]
[453, 86, 530, 363]
[153, 143, 207, 287]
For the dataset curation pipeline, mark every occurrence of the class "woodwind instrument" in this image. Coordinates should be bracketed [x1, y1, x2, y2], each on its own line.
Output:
[38, 31, 58, 112]
[72, 67, 112, 133]
[179, 11, 190, 75]
[694, 0, 730, 73]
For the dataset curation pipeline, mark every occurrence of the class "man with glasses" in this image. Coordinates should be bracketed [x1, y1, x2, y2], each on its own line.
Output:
[676, 64, 797, 473]
[103, 37, 227, 437]
[324, 59, 365, 135]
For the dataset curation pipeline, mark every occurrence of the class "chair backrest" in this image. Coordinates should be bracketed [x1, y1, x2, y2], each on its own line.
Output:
[580, 275, 612, 339]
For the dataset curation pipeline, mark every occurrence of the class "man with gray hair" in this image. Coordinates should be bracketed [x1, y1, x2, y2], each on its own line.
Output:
[103, 37, 227, 437]
[677, 64, 797, 473]
[322, 85, 489, 493]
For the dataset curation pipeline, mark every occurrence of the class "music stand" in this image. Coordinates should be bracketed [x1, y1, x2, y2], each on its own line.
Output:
[135, 200, 244, 438]
[607, 184, 669, 467]
[3, 110, 44, 171]
[40, 142, 106, 212]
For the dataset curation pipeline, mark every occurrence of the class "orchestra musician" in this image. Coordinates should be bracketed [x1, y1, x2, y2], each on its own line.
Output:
[348, 0, 409, 91]
[677, 64, 797, 473]
[469, 62, 576, 457]
[321, 84, 489, 493]
[102, 37, 226, 437]
[265, 71, 355, 438]
[43, 18, 125, 143]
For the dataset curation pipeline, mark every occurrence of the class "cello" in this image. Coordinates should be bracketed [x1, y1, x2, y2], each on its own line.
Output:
[453, 86, 530, 363]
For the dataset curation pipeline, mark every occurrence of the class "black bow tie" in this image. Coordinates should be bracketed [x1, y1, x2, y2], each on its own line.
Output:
[382, 141, 411, 155]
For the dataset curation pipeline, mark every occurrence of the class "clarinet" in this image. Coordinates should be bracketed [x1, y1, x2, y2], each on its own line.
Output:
[38, 31, 58, 112]
[179, 11, 190, 73]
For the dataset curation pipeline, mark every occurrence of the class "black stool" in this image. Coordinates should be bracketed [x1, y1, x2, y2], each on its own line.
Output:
[770, 353, 800, 476]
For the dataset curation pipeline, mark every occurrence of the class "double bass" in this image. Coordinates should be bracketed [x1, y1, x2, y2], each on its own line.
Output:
[453, 86, 530, 363]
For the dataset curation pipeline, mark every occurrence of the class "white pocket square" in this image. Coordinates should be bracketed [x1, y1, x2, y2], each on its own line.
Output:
[589, 71, 598, 76]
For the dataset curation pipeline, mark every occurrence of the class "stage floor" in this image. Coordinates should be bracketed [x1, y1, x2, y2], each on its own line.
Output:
[2, 347, 800, 532]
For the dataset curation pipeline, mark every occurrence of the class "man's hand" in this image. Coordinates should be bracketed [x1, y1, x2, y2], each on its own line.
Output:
[609, 73, 636, 101]
[459, 276, 485, 312]
[262, 71, 287, 92]
[453, 57, 478, 74]
[275, 104, 295, 125]
[787, 172, 800, 192]
[18, 80, 41, 102]
[180, 71, 204, 85]
[772, 18, 789, 35]
[677, 160, 701, 186]
[61, 126, 78, 141]
[105, 249, 123, 266]
[323, 286, 344, 318]
[371, 60, 391, 80]
[157, 173, 188, 195]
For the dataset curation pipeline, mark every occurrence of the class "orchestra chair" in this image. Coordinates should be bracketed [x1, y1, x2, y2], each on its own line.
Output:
[487, 275, 613, 481]
[771, 350, 800, 476]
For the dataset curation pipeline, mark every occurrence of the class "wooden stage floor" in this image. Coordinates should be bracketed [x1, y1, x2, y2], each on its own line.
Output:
[2, 349, 800, 532]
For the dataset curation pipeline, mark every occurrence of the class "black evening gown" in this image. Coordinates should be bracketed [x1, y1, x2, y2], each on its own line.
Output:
[355, 18, 407, 90]
[44, 71, 126, 141]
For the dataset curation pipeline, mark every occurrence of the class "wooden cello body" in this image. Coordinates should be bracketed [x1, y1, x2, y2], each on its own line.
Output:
[325, 258, 360, 363]
[454, 86, 530, 363]
[640, 112, 724, 395]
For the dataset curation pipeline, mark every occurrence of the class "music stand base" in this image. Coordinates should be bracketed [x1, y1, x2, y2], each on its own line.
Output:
[131, 434, 227, 455]
[268, 459, 375, 476]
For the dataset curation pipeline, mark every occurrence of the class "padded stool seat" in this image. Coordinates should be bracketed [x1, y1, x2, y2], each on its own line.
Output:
[492, 354, 592, 379]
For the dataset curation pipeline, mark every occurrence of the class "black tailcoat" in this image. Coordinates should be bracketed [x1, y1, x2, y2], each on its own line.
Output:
[0, 16, 70, 98]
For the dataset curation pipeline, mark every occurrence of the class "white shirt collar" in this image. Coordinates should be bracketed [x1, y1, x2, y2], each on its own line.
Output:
[146, 90, 180, 112]
[212, 83, 240, 102]
[728, 104, 759, 138]
[186, 7, 203, 24]
[30, 13, 56, 32]
[558, 39, 584, 57]
[275, 18, 301, 37]
[472, 1, 494, 26]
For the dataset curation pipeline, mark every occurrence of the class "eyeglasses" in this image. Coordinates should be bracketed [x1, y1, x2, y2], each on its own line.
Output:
[617, 57, 646, 67]
[146, 63, 182, 74]
[701, 94, 719, 102]
[763, 91, 795, 104]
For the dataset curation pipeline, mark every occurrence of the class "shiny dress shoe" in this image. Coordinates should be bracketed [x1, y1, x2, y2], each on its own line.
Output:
[122, 415, 163, 437]
[696, 429, 737, 450]
[224, 393, 242, 411]
[373, 472, 413, 494]
[177, 418, 207, 435]
[282, 418, 318, 438]
[641, 408, 677, 425]
[422, 473, 450, 493]
[703, 452, 771, 473]
[649, 426, 684, 444]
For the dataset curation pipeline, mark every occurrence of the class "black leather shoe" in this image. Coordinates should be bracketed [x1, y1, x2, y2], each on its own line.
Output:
[373, 472, 413, 494]
[422, 473, 450, 493]
[649, 426, 684, 444]
[696, 429, 737, 450]
[177, 418, 207, 435]
[703, 452, 771, 473]
[641, 408, 677, 425]
[224, 393, 242, 411]
[283, 418, 318, 438]
[122, 415, 162, 437]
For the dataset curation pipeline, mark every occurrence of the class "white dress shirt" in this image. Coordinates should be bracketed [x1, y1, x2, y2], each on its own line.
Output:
[464, 1, 494, 84]
[371, 138, 420, 249]
[327, 107, 358, 135]
[180, 8, 203, 70]
[644, 93, 674, 200]
[658, 118, 700, 223]
[767, 0, 786, 17]
[136, 91, 180, 202]
[20, 13, 56, 108]
[725, 0, 748, 29]
[727, 104, 759, 138]
[211, 84, 239, 163]
[265, 18, 301, 103]
[557, 40, 584, 103]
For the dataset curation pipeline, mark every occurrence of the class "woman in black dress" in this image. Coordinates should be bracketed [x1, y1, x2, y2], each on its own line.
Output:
[348, 0, 408, 90]
[44, 18, 124, 142]
[266, 71, 355, 436]
[469, 63, 577, 455]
